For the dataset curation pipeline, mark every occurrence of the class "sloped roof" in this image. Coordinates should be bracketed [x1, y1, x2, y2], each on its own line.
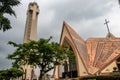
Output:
[86, 38, 120, 74]
[60, 22, 89, 71]
[60, 21, 120, 75]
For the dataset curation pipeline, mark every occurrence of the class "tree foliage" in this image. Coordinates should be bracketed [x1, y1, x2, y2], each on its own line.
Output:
[8, 37, 73, 80]
[0, 0, 20, 32]
[0, 68, 23, 80]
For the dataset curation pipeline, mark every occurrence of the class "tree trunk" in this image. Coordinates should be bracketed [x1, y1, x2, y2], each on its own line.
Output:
[38, 70, 44, 80]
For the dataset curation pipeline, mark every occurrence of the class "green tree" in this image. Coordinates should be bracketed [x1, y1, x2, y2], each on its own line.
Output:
[8, 37, 73, 80]
[0, 67, 23, 80]
[0, 0, 20, 32]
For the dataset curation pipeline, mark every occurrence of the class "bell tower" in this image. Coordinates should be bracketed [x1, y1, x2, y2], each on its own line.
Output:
[23, 2, 39, 80]
[23, 2, 39, 43]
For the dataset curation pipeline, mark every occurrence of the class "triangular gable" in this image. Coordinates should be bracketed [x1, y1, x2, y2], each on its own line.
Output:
[101, 61, 117, 73]
[59, 21, 89, 74]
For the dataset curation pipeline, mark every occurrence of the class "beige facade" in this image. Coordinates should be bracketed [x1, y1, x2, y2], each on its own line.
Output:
[23, 2, 39, 43]
[23, 2, 39, 80]
[53, 21, 120, 79]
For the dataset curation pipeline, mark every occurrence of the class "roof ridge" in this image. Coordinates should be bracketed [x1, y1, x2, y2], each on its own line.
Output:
[63, 21, 85, 42]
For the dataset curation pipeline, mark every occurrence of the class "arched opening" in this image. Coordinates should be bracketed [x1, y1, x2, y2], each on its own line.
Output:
[59, 38, 78, 78]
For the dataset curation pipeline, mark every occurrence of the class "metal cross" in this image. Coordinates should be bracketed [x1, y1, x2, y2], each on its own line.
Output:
[104, 19, 110, 33]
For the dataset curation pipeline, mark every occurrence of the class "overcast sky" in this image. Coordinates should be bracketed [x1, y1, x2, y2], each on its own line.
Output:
[0, 0, 120, 70]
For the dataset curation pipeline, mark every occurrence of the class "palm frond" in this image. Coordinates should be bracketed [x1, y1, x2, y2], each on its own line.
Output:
[0, 15, 12, 32]
[0, 0, 20, 6]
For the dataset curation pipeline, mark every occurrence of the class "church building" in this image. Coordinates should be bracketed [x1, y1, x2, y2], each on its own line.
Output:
[53, 21, 120, 79]
[20, 1, 120, 80]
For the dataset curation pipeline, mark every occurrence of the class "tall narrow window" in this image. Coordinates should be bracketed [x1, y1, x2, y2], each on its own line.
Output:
[62, 46, 77, 78]
[27, 10, 33, 40]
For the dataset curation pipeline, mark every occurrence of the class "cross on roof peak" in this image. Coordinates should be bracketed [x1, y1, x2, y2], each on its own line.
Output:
[104, 19, 110, 34]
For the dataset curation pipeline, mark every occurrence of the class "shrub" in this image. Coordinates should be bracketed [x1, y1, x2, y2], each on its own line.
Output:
[80, 76, 120, 80]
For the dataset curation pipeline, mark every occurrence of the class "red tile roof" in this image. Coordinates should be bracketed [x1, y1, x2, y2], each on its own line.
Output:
[61, 22, 120, 74]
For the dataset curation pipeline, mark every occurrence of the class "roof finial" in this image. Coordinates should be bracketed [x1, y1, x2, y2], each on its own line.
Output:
[104, 19, 110, 34]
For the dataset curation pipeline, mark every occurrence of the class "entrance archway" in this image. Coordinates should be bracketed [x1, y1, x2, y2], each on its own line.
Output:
[61, 39, 78, 78]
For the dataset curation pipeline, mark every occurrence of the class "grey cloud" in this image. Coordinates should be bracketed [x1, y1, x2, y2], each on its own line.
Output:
[0, 57, 12, 70]
[37, 0, 115, 41]
[47, 0, 115, 22]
